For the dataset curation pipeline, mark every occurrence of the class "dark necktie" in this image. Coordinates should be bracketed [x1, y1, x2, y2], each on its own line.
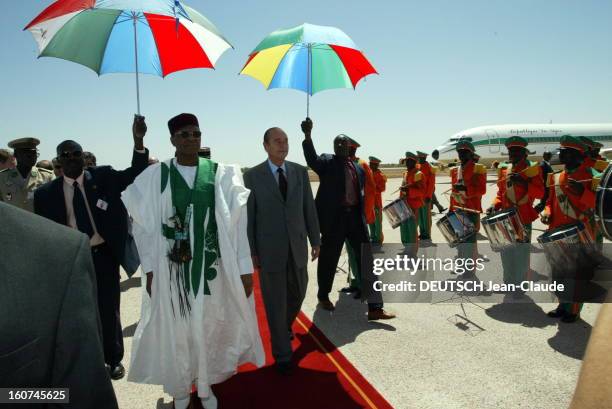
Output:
[73, 181, 94, 237]
[277, 168, 287, 201]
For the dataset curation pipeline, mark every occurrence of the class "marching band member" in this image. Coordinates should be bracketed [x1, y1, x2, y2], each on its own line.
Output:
[486, 136, 544, 289]
[417, 151, 435, 240]
[341, 137, 376, 296]
[368, 156, 387, 245]
[450, 141, 487, 277]
[399, 152, 424, 250]
[579, 136, 608, 248]
[579, 136, 608, 171]
[541, 136, 600, 323]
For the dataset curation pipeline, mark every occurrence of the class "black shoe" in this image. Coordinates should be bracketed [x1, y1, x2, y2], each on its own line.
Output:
[340, 286, 359, 293]
[109, 363, 125, 380]
[275, 361, 293, 376]
[547, 307, 566, 318]
[317, 299, 335, 311]
[561, 314, 579, 323]
[352, 290, 362, 299]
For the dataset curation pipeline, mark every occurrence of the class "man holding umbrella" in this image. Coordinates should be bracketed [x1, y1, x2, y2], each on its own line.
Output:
[34, 116, 150, 380]
[301, 118, 395, 320]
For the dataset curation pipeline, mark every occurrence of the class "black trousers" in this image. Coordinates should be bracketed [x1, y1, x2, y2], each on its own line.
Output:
[317, 207, 383, 310]
[92, 243, 124, 366]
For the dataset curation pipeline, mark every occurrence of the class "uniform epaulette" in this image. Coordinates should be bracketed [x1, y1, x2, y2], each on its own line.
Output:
[524, 163, 540, 178]
[594, 159, 609, 173]
[474, 164, 487, 174]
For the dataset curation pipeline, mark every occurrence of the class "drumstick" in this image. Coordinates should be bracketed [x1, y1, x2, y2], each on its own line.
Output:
[453, 205, 482, 214]
[488, 166, 533, 186]
[545, 178, 594, 188]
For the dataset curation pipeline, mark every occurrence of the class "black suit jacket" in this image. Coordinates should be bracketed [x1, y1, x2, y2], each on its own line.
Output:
[302, 139, 366, 234]
[0, 202, 118, 408]
[34, 149, 149, 262]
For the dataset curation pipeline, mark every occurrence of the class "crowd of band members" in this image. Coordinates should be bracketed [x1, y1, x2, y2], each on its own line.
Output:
[0, 126, 609, 387]
[314, 133, 607, 324]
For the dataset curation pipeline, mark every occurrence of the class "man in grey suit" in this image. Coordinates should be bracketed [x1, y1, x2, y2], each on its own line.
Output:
[0, 201, 118, 408]
[244, 127, 321, 375]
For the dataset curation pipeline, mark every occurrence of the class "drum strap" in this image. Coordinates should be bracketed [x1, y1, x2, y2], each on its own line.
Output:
[452, 167, 467, 204]
[554, 173, 579, 220]
[505, 166, 529, 206]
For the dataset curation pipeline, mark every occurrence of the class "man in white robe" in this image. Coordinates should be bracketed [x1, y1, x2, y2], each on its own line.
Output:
[122, 113, 264, 409]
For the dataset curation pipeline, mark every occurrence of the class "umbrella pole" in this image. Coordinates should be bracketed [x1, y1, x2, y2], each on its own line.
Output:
[306, 43, 311, 118]
[133, 12, 141, 116]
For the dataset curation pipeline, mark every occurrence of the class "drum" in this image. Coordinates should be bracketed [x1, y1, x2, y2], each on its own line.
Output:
[596, 163, 612, 240]
[537, 222, 600, 276]
[436, 210, 475, 246]
[481, 208, 526, 251]
[383, 198, 414, 229]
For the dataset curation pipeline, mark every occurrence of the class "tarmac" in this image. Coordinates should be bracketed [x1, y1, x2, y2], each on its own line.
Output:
[113, 175, 603, 409]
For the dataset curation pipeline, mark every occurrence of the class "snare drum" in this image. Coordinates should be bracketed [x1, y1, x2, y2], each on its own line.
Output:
[436, 210, 475, 246]
[537, 222, 599, 276]
[481, 208, 526, 251]
[596, 163, 612, 240]
[383, 198, 414, 229]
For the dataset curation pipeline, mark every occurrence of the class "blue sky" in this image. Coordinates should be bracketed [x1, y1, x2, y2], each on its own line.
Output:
[1, 0, 611, 168]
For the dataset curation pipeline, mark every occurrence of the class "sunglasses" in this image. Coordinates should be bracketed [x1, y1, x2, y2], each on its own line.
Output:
[59, 150, 83, 159]
[174, 130, 202, 139]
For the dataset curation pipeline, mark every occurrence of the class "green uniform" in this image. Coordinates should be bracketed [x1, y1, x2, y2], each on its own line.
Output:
[369, 207, 384, 244]
[0, 167, 53, 212]
[500, 224, 532, 286]
[417, 205, 432, 239]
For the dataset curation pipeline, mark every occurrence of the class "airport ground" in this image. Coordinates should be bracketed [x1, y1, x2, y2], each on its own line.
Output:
[115, 175, 602, 409]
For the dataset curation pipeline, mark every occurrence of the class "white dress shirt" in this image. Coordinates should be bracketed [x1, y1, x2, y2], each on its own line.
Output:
[63, 173, 105, 246]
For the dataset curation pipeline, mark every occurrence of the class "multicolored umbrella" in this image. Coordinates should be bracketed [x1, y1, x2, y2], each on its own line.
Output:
[240, 23, 377, 116]
[25, 0, 232, 114]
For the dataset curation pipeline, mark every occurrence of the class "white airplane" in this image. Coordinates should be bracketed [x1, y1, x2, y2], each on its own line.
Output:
[431, 123, 612, 166]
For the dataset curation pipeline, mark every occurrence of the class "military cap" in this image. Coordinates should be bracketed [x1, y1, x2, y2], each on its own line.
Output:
[8, 137, 40, 150]
[505, 136, 528, 149]
[417, 151, 428, 157]
[346, 136, 360, 148]
[455, 140, 475, 152]
[578, 136, 603, 149]
[368, 156, 381, 163]
[404, 151, 417, 160]
[559, 135, 586, 153]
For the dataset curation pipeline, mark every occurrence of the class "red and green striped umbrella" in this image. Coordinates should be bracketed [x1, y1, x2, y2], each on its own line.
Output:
[25, 0, 233, 114]
[240, 23, 377, 116]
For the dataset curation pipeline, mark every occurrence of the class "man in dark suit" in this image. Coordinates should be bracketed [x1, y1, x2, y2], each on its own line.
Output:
[244, 127, 321, 375]
[34, 116, 149, 379]
[301, 118, 395, 320]
[0, 201, 118, 408]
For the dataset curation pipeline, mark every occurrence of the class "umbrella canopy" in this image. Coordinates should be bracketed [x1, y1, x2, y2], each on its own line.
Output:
[25, 0, 232, 77]
[240, 23, 377, 96]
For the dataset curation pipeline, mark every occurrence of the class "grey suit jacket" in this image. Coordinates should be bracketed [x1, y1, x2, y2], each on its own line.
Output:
[244, 160, 321, 272]
[0, 202, 118, 409]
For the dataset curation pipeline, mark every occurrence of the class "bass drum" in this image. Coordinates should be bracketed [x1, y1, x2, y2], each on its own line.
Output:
[596, 163, 612, 240]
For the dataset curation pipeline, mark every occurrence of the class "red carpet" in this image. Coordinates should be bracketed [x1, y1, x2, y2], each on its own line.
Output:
[212, 273, 394, 409]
